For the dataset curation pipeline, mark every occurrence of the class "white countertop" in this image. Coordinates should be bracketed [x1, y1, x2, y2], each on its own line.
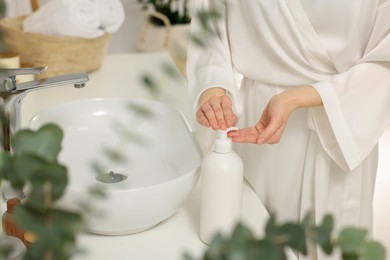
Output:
[21, 53, 297, 260]
[75, 181, 270, 260]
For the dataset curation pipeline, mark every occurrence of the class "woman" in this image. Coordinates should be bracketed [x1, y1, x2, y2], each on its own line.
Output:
[186, 0, 390, 259]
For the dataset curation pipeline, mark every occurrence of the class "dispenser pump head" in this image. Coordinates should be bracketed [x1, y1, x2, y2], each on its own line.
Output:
[215, 127, 237, 153]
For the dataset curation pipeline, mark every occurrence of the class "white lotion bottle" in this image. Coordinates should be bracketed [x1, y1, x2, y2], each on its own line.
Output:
[199, 128, 244, 245]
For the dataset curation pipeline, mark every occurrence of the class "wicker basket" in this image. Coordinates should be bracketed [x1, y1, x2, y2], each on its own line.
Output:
[0, 16, 111, 79]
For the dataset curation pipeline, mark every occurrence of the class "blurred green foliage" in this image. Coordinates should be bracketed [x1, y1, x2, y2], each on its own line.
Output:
[0, 124, 83, 260]
[138, 0, 191, 25]
[185, 214, 386, 260]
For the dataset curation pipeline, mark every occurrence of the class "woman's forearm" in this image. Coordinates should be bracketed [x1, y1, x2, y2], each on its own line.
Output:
[277, 85, 323, 112]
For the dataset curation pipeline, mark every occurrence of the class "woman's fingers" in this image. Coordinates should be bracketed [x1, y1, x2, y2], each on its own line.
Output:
[231, 114, 238, 126]
[199, 102, 219, 129]
[228, 127, 259, 143]
[196, 109, 210, 128]
[256, 120, 286, 144]
[197, 95, 237, 130]
[221, 95, 235, 127]
[265, 126, 285, 144]
[227, 91, 296, 144]
[254, 122, 266, 143]
[210, 96, 227, 129]
[228, 120, 287, 144]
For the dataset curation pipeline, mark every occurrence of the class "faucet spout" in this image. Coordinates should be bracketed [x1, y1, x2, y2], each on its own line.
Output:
[0, 69, 89, 152]
[14, 73, 88, 92]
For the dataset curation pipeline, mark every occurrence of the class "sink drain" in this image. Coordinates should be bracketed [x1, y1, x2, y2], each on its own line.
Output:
[96, 170, 128, 184]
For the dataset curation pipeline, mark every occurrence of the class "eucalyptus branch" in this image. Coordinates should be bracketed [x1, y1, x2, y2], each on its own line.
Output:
[185, 214, 386, 260]
[0, 124, 84, 260]
[43, 182, 53, 260]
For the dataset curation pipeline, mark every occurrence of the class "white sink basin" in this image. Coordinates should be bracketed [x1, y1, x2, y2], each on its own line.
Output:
[29, 97, 202, 235]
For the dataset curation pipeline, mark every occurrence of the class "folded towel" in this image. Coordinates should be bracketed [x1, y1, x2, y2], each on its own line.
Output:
[23, 0, 104, 39]
[92, 0, 125, 33]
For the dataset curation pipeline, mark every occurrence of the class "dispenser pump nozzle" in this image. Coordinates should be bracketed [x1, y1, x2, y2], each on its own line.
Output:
[217, 130, 228, 139]
[215, 127, 237, 153]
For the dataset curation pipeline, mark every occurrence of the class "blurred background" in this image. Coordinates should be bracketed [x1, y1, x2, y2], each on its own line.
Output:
[0, 0, 147, 53]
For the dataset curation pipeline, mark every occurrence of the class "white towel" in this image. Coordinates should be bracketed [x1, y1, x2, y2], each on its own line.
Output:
[23, 0, 104, 39]
[92, 0, 125, 33]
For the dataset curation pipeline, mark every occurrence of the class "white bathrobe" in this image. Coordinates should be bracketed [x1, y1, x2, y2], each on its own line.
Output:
[187, 0, 390, 259]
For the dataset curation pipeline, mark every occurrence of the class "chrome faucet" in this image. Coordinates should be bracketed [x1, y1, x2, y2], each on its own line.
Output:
[0, 67, 89, 152]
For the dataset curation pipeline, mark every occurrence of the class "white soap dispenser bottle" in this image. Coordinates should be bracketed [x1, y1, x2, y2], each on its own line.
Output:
[199, 128, 244, 245]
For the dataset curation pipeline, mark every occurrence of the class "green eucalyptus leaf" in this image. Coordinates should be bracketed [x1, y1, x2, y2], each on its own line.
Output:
[6, 153, 46, 190]
[190, 35, 206, 47]
[312, 214, 334, 255]
[102, 147, 126, 163]
[321, 215, 334, 233]
[161, 62, 181, 80]
[140, 74, 160, 97]
[50, 208, 83, 231]
[255, 239, 287, 260]
[17, 207, 81, 260]
[88, 185, 107, 199]
[11, 124, 63, 162]
[341, 252, 359, 260]
[246, 240, 268, 259]
[225, 226, 253, 260]
[227, 248, 247, 260]
[182, 252, 194, 260]
[26, 225, 74, 260]
[25, 163, 68, 210]
[337, 227, 368, 254]
[361, 241, 386, 260]
[24, 231, 51, 260]
[197, 10, 221, 34]
[126, 103, 155, 119]
[205, 233, 225, 259]
[265, 214, 278, 237]
[231, 222, 254, 245]
[14, 205, 44, 234]
[279, 223, 307, 254]
[302, 212, 312, 229]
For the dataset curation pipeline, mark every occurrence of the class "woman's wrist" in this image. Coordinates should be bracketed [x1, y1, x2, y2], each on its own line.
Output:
[199, 87, 226, 105]
[278, 85, 323, 112]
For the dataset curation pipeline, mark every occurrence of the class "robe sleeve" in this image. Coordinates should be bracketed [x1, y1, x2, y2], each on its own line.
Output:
[309, 2, 390, 172]
[186, 0, 241, 115]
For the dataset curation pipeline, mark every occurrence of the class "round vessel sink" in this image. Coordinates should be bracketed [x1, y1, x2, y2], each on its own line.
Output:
[29, 97, 202, 235]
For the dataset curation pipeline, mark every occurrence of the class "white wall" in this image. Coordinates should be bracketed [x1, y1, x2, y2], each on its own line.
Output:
[106, 0, 144, 53]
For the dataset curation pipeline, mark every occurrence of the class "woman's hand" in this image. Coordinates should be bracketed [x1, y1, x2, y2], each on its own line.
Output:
[228, 94, 293, 144]
[228, 86, 322, 144]
[197, 87, 238, 130]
